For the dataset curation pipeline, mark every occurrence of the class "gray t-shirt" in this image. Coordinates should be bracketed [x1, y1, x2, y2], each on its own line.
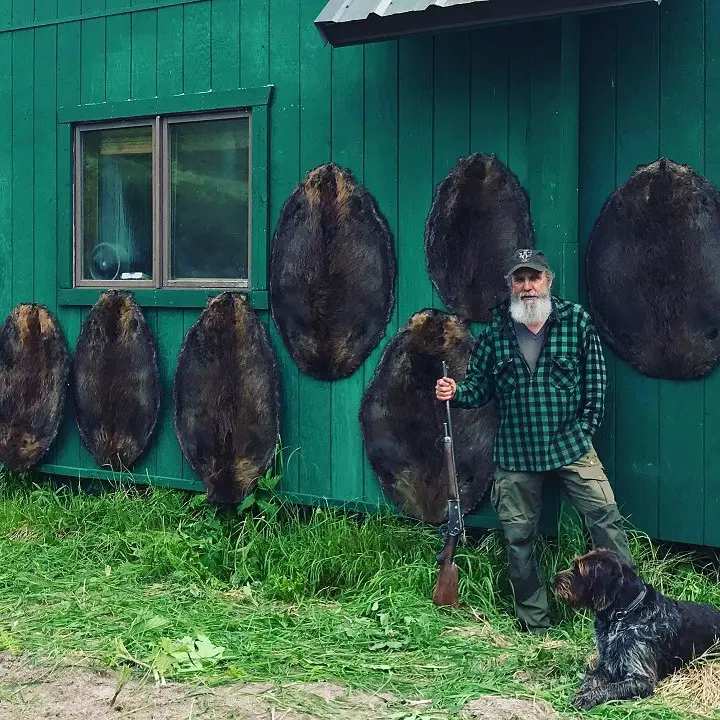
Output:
[514, 321, 547, 373]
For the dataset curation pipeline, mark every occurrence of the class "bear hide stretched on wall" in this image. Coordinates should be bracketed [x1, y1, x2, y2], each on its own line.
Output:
[359, 309, 498, 524]
[173, 292, 280, 505]
[587, 158, 720, 380]
[73, 291, 161, 469]
[270, 163, 396, 381]
[425, 153, 535, 322]
[0, 304, 70, 471]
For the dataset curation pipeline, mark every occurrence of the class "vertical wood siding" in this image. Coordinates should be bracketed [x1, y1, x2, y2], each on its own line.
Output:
[580, 0, 718, 546]
[0, 0, 714, 544]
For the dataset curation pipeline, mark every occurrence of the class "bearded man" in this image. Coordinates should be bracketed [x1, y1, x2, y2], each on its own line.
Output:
[436, 249, 630, 633]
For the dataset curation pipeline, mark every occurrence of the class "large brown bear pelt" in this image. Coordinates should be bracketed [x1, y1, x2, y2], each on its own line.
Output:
[425, 153, 535, 322]
[270, 163, 396, 381]
[73, 291, 161, 469]
[359, 309, 498, 524]
[587, 158, 720, 380]
[0, 304, 70, 471]
[173, 292, 280, 505]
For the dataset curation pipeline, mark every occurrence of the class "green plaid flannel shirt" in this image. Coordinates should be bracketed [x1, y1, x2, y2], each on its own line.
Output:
[452, 297, 607, 472]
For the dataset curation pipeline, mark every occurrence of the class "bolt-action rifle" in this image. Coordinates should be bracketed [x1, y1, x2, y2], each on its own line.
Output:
[432, 360, 465, 607]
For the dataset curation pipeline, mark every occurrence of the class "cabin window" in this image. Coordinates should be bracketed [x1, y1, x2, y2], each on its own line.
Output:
[74, 111, 251, 289]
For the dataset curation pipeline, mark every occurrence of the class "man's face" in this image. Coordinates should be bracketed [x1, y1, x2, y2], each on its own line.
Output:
[510, 269, 551, 303]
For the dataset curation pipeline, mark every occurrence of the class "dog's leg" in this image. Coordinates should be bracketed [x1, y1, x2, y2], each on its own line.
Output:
[571, 675, 655, 710]
[570, 668, 608, 708]
[576, 668, 608, 694]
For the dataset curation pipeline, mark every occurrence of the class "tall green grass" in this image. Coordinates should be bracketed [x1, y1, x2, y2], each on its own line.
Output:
[1, 471, 720, 718]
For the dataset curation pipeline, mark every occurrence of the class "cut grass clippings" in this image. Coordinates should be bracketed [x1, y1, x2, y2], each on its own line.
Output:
[2, 471, 720, 718]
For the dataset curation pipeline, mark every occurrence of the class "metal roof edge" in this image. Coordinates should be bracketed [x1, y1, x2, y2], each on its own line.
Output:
[315, 0, 660, 47]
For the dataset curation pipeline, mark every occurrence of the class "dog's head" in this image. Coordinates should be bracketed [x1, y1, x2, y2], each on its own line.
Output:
[553, 549, 626, 612]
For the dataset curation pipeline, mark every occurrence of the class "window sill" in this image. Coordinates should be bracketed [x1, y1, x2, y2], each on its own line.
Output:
[58, 287, 268, 309]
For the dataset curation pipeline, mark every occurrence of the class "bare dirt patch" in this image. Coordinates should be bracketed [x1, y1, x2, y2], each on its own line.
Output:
[461, 696, 559, 720]
[0, 653, 562, 720]
[0, 653, 389, 720]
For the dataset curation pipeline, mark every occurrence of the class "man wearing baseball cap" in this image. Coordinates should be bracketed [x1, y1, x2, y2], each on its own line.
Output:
[436, 248, 630, 633]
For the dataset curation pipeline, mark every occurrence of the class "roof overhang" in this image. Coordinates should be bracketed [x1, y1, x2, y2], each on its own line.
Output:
[315, 0, 660, 47]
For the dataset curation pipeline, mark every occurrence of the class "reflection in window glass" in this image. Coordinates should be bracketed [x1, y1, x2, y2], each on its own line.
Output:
[168, 117, 250, 281]
[81, 126, 153, 282]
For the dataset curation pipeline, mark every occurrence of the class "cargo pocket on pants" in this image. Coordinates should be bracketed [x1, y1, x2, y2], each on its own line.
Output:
[561, 446, 615, 508]
[564, 447, 606, 480]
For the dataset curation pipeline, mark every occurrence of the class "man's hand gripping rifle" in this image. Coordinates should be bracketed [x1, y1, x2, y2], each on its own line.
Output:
[432, 360, 465, 607]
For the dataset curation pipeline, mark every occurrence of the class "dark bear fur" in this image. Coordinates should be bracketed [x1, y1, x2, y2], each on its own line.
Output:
[173, 292, 280, 505]
[0, 304, 70, 471]
[359, 309, 498, 524]
[587, 158, 720, 380]
[270, 163, 396, 381]
[73, 291, 161, 470]
[425, 153, 535, 322]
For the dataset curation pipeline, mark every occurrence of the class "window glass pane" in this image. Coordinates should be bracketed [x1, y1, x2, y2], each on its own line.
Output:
[80, 126, 153, 282]
[168, 117, 250, 281]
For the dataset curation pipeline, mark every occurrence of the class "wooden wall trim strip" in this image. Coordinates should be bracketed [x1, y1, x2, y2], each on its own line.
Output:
[57, 288, 269, 309]
[58, 85, 274, 123]
[37, 462, 206, 491]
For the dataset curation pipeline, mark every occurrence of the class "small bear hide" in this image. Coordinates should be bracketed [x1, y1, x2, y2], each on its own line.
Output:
[425, 153, 535, 322]
[587, 158, 720, 380]
[173, 292, 280, 505]
[270, 163, 396, 381]
[73, 291, 161, 469]
[0, 304, 70, 471]
[359, 309, 498, 524]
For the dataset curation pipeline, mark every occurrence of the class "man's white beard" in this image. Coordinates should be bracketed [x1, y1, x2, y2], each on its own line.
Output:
[510, 292, 552, 326]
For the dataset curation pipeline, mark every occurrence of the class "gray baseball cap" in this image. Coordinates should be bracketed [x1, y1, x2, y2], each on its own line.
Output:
[507, 249, 550, 276]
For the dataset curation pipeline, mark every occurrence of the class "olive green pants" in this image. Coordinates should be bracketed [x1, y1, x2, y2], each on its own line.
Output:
[490, 446, 631, 632]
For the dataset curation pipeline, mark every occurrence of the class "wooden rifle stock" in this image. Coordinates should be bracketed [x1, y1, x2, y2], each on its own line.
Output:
[432, 361, 464, 607]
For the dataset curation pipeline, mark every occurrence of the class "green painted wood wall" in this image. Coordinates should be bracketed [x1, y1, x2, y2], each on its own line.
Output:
[0, 0, 716, 545]
[580, 0, 720, 548]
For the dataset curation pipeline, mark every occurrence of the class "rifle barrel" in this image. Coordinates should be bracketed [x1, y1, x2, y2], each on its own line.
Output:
[434, 360, 464, 607]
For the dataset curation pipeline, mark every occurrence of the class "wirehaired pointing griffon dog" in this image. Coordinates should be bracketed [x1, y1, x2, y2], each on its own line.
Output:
[553, 549, 720, 710]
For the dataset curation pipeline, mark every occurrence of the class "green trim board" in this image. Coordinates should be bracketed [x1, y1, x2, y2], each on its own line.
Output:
[37, 463, 205, 491]
[35, 459, 502, 528]
[35, 461, 503, 530]
[56, 115, 73, 291]
[250, 104, 270, 292]
[280, 493, 502, 529]
[58, 288, 269, 309]
[57, 86, 274, 123]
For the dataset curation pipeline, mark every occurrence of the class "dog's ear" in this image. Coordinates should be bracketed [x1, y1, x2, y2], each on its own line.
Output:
[588, 553, 624, 611]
